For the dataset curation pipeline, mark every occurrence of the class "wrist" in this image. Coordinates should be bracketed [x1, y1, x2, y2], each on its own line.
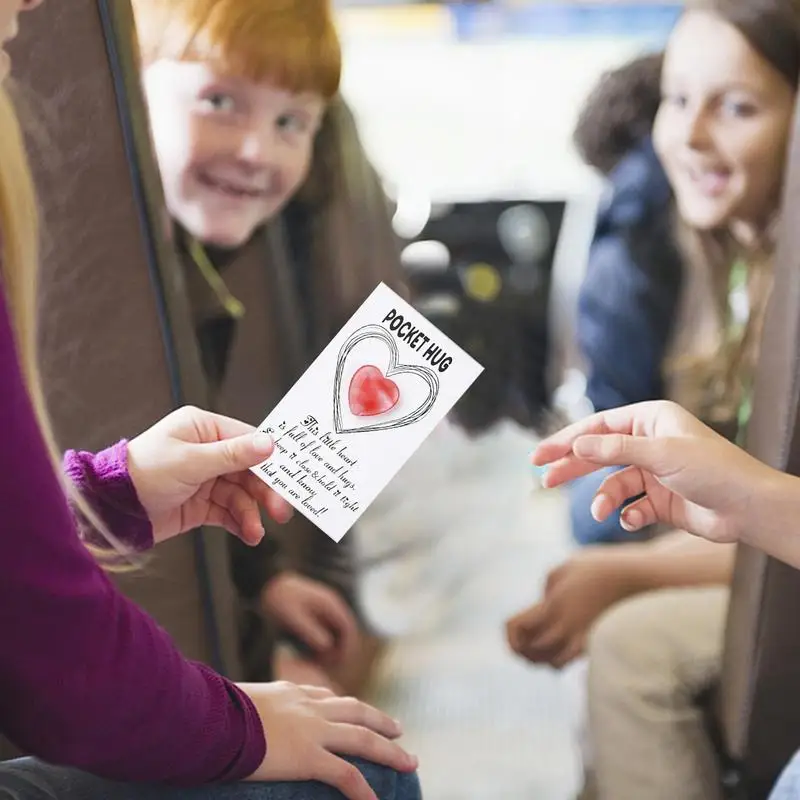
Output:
[580, 547, 647, 598]
[613, 547, 662, 595]
[608, 539, 708, 595]
[739, 466, 800, 554]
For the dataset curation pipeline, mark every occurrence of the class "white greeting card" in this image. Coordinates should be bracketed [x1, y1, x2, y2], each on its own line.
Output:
[250, 282, 484, 542]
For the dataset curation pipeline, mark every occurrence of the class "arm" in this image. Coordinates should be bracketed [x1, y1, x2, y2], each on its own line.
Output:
[0, 295, 264, 785]
[738, 470, 800, 570]
[506, 529, 733, 668]
[615, 467, 800, 573]
[611, 529, 735, 594]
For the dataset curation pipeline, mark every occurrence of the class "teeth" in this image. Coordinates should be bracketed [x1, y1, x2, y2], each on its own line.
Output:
[688, 167, 729, 194]
[690, 167, 727, 179]
[201, 173, 264, 198]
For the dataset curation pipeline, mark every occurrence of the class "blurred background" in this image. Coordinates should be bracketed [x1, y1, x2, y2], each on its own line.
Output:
[330, 2, 678, 798]
[13, 1, 800, 798]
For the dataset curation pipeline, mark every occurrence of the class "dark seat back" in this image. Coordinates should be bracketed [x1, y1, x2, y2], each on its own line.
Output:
[716, 98, 800, 798]
[9, 0, 242, 678]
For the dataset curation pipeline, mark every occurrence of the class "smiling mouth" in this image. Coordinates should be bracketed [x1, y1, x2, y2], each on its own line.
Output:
[196, 171, 272, 201]
[685, 165, 732, 197]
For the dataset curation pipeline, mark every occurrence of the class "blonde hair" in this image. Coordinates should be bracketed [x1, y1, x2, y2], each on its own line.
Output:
[664, 218, 775, 426]
[0, 85, 131, 565]
[131, 0, 341, 99]
[659, 0, 799, 428]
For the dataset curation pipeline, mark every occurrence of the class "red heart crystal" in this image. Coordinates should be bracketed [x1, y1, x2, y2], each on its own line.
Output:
[348, 365, 400, 417]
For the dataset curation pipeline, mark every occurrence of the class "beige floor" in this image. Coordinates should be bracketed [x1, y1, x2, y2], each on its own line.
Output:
[355, 419, 582, 800]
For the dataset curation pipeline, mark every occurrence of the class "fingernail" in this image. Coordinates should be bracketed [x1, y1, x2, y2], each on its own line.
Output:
[622, 508, 643, 531]
[253, 431, 273, 454]
[590, 493, 606, 521]
[532, 463, 550, 487]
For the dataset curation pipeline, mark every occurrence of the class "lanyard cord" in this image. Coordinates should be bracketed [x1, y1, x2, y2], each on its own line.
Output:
[188, 237, 246, 319]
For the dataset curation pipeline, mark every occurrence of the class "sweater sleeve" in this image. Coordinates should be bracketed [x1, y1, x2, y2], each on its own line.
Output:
[62, 441, 154, 553]
[0, 291, 265, 785]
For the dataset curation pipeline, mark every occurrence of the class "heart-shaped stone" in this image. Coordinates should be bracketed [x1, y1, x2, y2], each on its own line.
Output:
[333, 325, 440, 435]
[349, 365, 400, 417]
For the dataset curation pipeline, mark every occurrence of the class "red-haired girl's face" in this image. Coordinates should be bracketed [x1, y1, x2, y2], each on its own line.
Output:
[143, 60, 325, 248]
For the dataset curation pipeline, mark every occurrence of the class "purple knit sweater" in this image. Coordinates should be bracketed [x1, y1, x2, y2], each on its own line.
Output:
[0, 288, 265, 784]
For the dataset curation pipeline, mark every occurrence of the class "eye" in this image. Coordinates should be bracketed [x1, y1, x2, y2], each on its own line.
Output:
[662, 91, 688, 110]
[200, 92, 237, 114]
[721, 96, 757, 118]
[276, 112, 309, 134]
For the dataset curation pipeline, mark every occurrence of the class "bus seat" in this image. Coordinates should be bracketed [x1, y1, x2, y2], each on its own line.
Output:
[715, 98, 800, 799]
[8, 0, 243, 681]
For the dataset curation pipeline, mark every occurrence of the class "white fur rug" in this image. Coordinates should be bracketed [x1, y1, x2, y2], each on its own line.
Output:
[355, 420, 582, 799]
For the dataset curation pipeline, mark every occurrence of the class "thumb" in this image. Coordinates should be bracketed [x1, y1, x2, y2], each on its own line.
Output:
[573, 433, 669, 475]
[191, 431, 275, 481]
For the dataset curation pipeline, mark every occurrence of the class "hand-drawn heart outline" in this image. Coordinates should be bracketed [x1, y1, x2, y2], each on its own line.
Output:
[333, 325, 440, 434]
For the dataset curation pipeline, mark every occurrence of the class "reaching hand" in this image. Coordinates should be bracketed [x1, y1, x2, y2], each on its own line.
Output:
[126, 406, 293, 545]
[533, 400, 776, 545]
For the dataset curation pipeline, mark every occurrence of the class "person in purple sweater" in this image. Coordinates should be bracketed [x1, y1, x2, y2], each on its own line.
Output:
[0, 2, 421, 800]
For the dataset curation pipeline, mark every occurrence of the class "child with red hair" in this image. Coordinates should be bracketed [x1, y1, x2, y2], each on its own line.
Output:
[0, 0, 419, 798]
[132, 0, 406, 698]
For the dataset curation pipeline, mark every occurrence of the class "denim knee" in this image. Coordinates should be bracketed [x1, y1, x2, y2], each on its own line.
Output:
[769, 750, 800, 799]
[349, 759, 421, 800]
[0, 758, 423, 800]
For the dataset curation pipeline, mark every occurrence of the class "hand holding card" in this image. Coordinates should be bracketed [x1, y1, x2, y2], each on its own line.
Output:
[251, 283, 483, 542]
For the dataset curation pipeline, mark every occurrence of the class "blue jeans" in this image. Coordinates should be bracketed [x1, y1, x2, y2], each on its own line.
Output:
[0, 758, 422, 800]
[770, 750, 800, 799]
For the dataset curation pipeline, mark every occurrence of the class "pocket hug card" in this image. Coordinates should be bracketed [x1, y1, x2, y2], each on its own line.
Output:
[251, 282, 484, 542]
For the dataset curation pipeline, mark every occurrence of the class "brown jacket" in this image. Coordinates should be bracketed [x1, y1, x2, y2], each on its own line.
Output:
[181, 97, 406, 678]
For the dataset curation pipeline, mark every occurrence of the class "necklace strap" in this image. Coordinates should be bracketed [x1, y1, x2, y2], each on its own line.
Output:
[188, 237, 246, 320]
